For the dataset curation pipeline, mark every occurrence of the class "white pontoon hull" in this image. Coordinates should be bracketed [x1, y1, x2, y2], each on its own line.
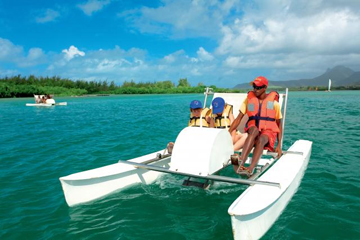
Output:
[26, 103, 54, 107]
[60, 150, 169, 206]
[228, 140, 312, 240]
[26, 102, 67, 107]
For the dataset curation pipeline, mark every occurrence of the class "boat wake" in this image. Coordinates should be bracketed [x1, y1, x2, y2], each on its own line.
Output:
[151, 173, 246, 196]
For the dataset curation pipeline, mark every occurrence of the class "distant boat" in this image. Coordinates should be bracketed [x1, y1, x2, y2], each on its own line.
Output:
[26, 94, 67, 107]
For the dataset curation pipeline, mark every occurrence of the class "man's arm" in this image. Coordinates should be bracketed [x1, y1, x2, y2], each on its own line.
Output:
[229, 99, 247, 133]
[275, 119, 282, 157]
[228, 112, 244, 133]
[229, 112, 235, 124]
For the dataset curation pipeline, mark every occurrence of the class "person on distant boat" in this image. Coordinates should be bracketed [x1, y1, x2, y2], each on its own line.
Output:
[35, 95, 42, 104]
[228, 76, 283, 177]
[41, 96, 47, 103]
[167, 100, 214, 154]
[211, 97, 248, 151]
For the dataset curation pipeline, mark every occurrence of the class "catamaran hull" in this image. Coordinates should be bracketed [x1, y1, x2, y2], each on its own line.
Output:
[26, 102, 67, 107]
[60, 150, 170, 207]
[228, 140, 312, 240]
[26, 103, 54, 107]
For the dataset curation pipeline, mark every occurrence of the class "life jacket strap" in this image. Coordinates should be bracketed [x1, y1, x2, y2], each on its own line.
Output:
[248, 116, 276, 122]
[248, 115, 276, 128]
[190, 116, 201, 122]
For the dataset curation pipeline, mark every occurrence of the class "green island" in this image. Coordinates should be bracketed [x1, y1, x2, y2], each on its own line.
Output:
[1, 75, 359, 98]
[0, 75, 241, 98]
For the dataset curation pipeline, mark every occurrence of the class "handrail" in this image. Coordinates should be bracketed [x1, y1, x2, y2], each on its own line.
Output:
[203, 87, 214, 108]
[280, 88, 288, 150]
[118, 160, 281, 188]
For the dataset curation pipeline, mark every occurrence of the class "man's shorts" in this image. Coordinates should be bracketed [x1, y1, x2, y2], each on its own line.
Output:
[260, 129, 277, 152]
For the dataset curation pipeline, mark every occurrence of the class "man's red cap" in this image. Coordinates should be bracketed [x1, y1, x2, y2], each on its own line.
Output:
[250, 76, 268, 87]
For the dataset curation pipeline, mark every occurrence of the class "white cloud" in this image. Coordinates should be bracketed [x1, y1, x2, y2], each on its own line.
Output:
[119, 0, 241, 39]
[197, 47, 214, 61]
[2, 0, 360, 88]
[45, 46, 151, 82]
[35, 9, 60, 23]
[94, 59, 131, 72]
[0, 38, 46, 67]
[18, 48, 47, 67]
[162, 50, 186, 63]
[78, 0, 111, 16]
[191, 68, 201, 76]
[27, 48, 45, 61]
[0, 38, 23, 61]
[224, 56, 243, 68]
[62, 46, 85, 61]
[112, 0, 360, 86]
[217, 9, 360, 55]
[164, 55, 176, 63]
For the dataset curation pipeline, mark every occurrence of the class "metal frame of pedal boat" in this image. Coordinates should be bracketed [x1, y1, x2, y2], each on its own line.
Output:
[118, 157, 280, 188]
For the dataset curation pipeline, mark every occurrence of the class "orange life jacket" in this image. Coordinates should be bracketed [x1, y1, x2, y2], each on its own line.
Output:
[246, 91, 280, 132]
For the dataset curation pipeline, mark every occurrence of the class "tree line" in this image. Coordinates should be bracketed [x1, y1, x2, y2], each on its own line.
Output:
[0, 75, 242, 98]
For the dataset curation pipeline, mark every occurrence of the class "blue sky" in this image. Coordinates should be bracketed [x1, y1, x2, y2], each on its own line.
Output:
[1, 0, 360, 88]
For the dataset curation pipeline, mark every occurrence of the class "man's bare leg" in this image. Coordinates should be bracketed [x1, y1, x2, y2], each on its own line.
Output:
[248, 134, 269, 171]
[239, 127, 259, 165]
[233, 127, 259, 172]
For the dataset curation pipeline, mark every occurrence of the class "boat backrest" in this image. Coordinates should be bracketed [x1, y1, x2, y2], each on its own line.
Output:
[210, 92, 286, 133]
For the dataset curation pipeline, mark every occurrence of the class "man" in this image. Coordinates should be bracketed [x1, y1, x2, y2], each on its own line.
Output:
[228, 76, 282, 176]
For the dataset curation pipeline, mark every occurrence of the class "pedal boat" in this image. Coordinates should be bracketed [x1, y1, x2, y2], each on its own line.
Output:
[26, 94, 67, 106]
[59, 89, 312, 240]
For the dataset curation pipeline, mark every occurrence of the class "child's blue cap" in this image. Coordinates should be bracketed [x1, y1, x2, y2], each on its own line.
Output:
[190, 100, 202, 109]
[212, 97, 225, 114]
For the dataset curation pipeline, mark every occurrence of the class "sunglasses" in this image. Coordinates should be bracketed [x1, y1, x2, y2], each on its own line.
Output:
[253, 85, 266, 90]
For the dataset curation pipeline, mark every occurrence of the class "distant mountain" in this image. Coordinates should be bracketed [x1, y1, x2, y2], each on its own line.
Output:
[234, 65, 360, 89]
[342, 72, 360, 86]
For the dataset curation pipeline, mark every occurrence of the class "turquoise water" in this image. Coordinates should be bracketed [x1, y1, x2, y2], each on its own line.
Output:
[1, 91, 359, 240]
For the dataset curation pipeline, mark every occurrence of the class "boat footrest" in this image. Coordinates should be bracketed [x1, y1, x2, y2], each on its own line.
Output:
[182, 177, 210, 189]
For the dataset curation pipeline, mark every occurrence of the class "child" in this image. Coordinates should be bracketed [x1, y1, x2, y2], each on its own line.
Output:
[188, 100, 213, 127]
[211, 97, 248, 151]
[167, 100, 214, 154]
